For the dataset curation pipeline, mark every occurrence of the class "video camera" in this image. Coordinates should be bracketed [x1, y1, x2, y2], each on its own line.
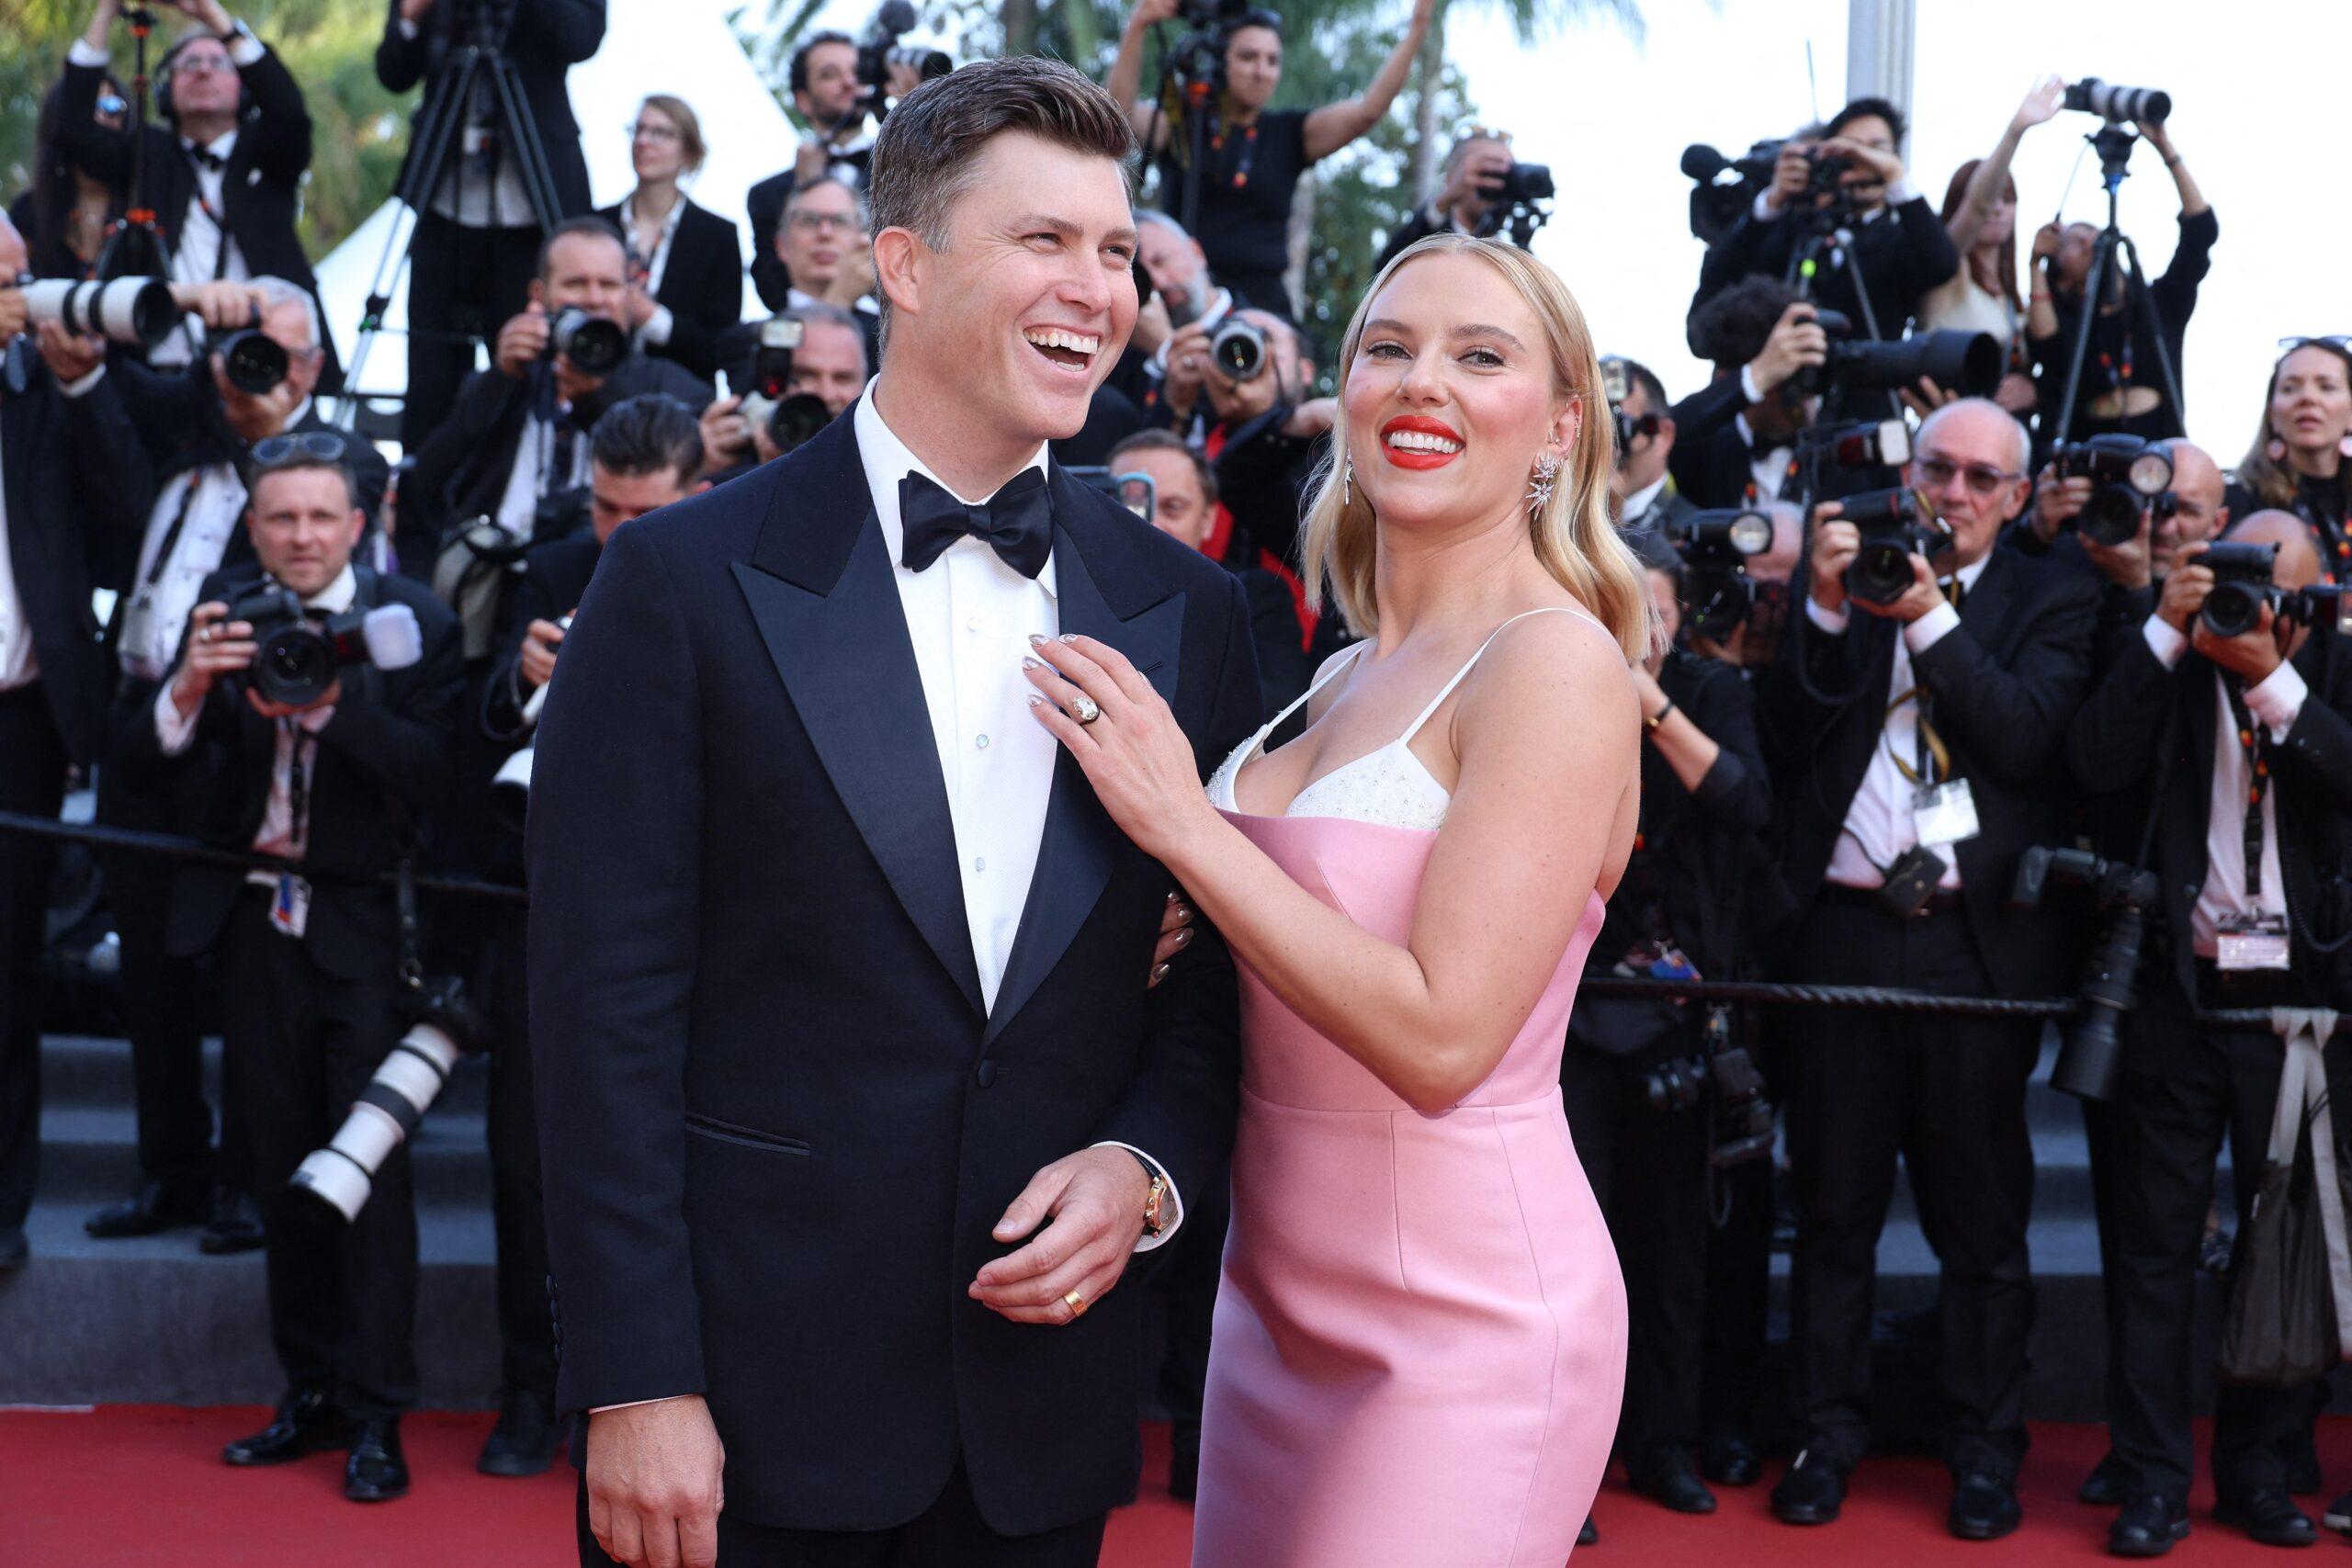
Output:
[18, 276, 179, 349]
[1793, 309, 2002, 399]
[1166, 0, 1253, 88]
[737, 318, 832, 456]
[2011, 846, 2161, 1102]
[548, 305, 626, 377]
[2051, 434, 2172, 547]
[1470, 158, 1555, 248]
[1679, 138, 1850, 246]
[2064, 78, 2170, 125]
[2199, 540, 2352, 640]
[1665, 508, 1773, 640]
[1599, 358, 1658, 461]
[222, 585, 424, 708]
[290, 975, 493, 1222]
[1838, 485, 1951, 607]
[857, 0, 951, 113]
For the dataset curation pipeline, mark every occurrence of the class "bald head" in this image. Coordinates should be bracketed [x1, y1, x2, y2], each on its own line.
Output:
[1917, 398, 2031, 476]
[2165, 441, 2224, 517]
[2152, 440, 2227, 575]
[2234, 510, 2323, 591]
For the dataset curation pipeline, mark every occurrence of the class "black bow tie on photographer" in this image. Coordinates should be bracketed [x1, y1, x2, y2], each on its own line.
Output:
[185, 142, 227, 171]
[899, 468, 1052, 579]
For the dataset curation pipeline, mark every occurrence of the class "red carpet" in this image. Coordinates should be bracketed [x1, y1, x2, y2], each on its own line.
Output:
[6, 1407, 2346, 1564]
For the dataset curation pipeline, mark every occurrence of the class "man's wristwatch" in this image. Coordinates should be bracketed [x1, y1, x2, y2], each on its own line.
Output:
[1129, 1152, 1170, 1239]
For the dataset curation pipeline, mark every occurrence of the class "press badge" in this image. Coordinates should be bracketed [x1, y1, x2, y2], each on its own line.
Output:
[1913, 780, 1981, 848]
[269, 873, 311, 940]
[2217, 914, 2291, 972]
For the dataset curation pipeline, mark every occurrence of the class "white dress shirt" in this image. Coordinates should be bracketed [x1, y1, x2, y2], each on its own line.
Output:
[1811, 551, 1992, 890]
[626, 192, 685, 347]
[1618, 475, 1669, 532]
[1734, 412, 1792, 502]
[153, 563, 354, 881]
[2141, 615, 2307, 956]
[494, 406, 594, 543]
[0, 434, 34, 692]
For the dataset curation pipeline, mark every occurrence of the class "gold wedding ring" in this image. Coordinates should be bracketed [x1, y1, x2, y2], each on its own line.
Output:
[1063, 1288, 1089, 1319]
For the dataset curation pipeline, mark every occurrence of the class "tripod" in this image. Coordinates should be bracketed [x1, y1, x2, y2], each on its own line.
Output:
[2048, 123, 2184, 447]
[1784, 205, 1883, 342]
[340, 0, 564, 415]
[92, 6, 174, 285]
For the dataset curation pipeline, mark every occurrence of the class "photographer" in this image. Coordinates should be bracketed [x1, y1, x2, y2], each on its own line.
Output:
[763, 175, 882, 366]
[595, 95, 743, 384]
[1759, 399, 2098, 1540]
[2064, 511, 2352, 1554]
[745, 29, 923, 311]
[1374, 127, 1519, 269]
[13, 67, 130, 281]
[397, 218, 710, 577]
[1567, 532, 1772, 1529]
[378, 0, 607, 451]
[1690, 97, 1959, 344]
[699, 302, 869, 481]
[2026, 116, 2212, 450]
[59, 0, 338, 385]
[1606, 355, 1690, 536]
[2224, 338, 2352, 579]
[1671, 278, 1826, 509]
[1121, 211, 1239, 417]
[112, 442, 461, 1502]
[1921, 78, 2065, 418]
[1107, 0, 1436, 320]
[59, 277, 388, 1252]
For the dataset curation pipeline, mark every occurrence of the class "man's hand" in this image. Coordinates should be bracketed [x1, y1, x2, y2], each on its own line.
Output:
[1747, 302, 1826, 399]
[821, 244, 876, 310]
[1852, 551, 1943, 624]
[553, 355, 607, 408]
[697, 395, 752, 468]
[1130, 0, 1182, 28]
[2158, 542, 2212, 634]
[1161, 321, 1211, 420]
[792, 133, 834, 184]
[1808, 504, 1859, 616]
[212, 352, 301, 436]
[1995, 371, 2039, 416]
[1764, 142, 1813, 216]
[2140, 117, 2177, 160]
[0, 284, 26, 344]
[496, 309, 550, 380]
[2030, 465, 2089, 545]
[246, 677, 339, 721]
[2195, 602, 2283, 683]
[518, 618, 566, 690]
[36, 321, 105, 383]
[970, 1146, 1150, 1324]
[2082, 509, 2154, 592]
[166, 0, 234, 31]
[883, 59, 926, 101]
[1282, 395, 1338, 441]
[80, 0, 123, 51]
[1131, 295, 1173, 357]
[585, 1395, 726, 1568]
[1148, 889, 1193, 988]
[170, 280, 264, 333]
[1435, 143, 1512, 221]
[1898, 376, 1958, 423]
[1822, 135, 1905, 191]
[169, 602, 254, 718]
[624, 284, 659, 332]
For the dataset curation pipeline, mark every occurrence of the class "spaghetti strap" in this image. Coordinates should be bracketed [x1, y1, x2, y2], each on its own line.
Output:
[1239, 642, 1369, 770]
[1396, 606, 1612, 745]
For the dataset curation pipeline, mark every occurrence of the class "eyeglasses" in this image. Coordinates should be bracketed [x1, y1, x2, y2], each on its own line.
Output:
[172, 54, 234, 77]
[627, 119, 682, 143]
[250, 432, 348, 468]
[2278, 335, 2352, 358]
[787, 210, 858, 233]
[1915, 456, 2023, 496]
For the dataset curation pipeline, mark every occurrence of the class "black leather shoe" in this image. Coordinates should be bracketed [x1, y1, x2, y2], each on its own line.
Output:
[1628, 1447, 1717, 1514]
[85, 1180, 207, 1238]
[2323, 1490, 2352, 1537]
[1577, 1517, 1598, 1546]
[198, 1190, 264, 1256]
[476, 1387, 558, 1477]
[2080, 1450, 2130, 1507]
[1701, 1432, 1761, 1487]
[345, 1418, 410, 1502]
[0, 1227, 25, 1269]
[1770, 1450, 1849, 1526]
[2108, 1493, 2189, 1557]
[2212, 1487, 2316, 1548]
[1949, 1469, 2022, 1541]
[223, 1387, 353, 1466]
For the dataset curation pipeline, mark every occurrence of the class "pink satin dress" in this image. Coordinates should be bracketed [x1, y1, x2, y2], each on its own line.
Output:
[1192, 609, 1629, 1568]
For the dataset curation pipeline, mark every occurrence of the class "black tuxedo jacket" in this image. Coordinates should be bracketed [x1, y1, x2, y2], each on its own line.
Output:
[527, 411, 1260, 1535]
[111, 567, 463, 979]
[746, 170, 795, 313]
[374, 0, 604, 220]
[55, 45, 341, 389]
[2066, 624, 2352, 1007]
[596, 197, 743, 381]
[1690, 194, 1961, 343]
[1759, 545, 2100, 996]
[397, 355, 709, 571]
[2, 354, 149, 767]
[481, 525, 598, 740]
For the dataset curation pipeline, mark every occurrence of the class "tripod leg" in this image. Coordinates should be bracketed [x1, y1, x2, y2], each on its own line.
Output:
[2051, 233, 2116, 447]
[2114, 235, 2187, 430]
[1840, 243, 1883, 342]
[488, 58, 566, 232]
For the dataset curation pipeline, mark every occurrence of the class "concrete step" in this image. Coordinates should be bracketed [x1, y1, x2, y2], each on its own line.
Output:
[35, 1102, 492, 1209]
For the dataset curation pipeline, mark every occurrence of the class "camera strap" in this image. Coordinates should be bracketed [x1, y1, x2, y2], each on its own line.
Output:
[394, 853, 423, 992]
[281, 716, 316, 863]
[2222, 673, 2274, 902]
[1884, 686, 1951, 787]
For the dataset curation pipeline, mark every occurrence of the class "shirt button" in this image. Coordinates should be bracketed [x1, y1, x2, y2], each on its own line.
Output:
[967, 615, 984, 632]
[976, 734, 989, 750]
[973, 857, 986, 874]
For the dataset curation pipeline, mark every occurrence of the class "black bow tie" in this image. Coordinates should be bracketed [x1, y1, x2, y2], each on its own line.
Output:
[899, 468, 1052, 578]
[186, 142, 226, 172]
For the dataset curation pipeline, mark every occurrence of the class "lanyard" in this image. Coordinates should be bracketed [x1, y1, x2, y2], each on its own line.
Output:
[2222, 674, 2272, 901]
[1884, 581, 1965, 787]
[281, 716, 318, 862]
[140, 468, 213, 599]
[1209, 119, 1260, 190]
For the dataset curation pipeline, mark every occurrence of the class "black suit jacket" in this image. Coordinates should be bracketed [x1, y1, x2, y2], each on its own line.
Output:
[527, 411, 1260, 1534]
[375, 0, 604, 221]
[111, 567, 462, 978]
[1690, 194, 1962, 343]
[481, 525, 599, 740]
[2066, 622, 2352, 1006]
[1760, 546, 2101, 996]
[745, 169, 795, 315]
[597, 197, 743, 382]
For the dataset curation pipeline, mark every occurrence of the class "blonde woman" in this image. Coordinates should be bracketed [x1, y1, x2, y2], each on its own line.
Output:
[596, 94, 742, 382]
[1024, 233, 1644, 1565]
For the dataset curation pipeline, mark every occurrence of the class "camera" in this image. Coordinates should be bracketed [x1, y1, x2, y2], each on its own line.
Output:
[1600, 357, 1660, 461]
[2199, 540, 2352, 640]
[548, 306, 626, 378]
[857, 0, 951, 108]
[2052, 434, 2173, 547]
[1800, 416, 1912, 473]
[1067, 465, 1158, 522]
[489, 611, 568, 831]
[737, 318, 832, 457]
[2011, 846, 2160, 1102]
[18, 276, 179, 349]
[290, 975, 492, 1222]
[1210, 315, 1269, 381]
[204, 308, 292, 396]
[1666, 508, 1773, 639]
[1794, 310, 2003, 400]
[1838, 485, 1950, 606]
[223, 585, 425, 707]
[2064, 78, 2170, 125]
[1470, 159, 1555, 246]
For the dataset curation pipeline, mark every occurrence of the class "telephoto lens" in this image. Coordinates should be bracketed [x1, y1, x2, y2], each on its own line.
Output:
[548, 307, 627, 376]
[2064, 78, 2170, 125]
[19, 276, 180, 348]
[215, 326, 289, 394]
[1838, 487, 1948, 607]
[1211, 317, 1269, 381]
[290, 977, 492, 1222]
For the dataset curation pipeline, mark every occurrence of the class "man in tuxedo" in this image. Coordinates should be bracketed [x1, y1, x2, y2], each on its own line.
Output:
[698, 301, 871, 483]
[532, 57, 1259, 1568]
[113, 443, 461, 1501]
[62, 276, 388, 1251]
[1604, 355, 1690, 539]
[761, 176, 884, 367]
[397, 218, 710, 578]
[58, 0, 339, 388]
[1671, 280, 1834, 511]
[1760, 399, 2099, 1540]
[1374, 128, 1517, 268]
[378, 0, 606, 451]
[2067, 513, 2352, 1555]
[0, 222, 152, 1269]
[746, 30, 897, 312]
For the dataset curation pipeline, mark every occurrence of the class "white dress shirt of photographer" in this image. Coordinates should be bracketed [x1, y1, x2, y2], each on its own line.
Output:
[485, 228, 639, 543]
[52, 277, 326, 682]
[1804, 401, 2029, 892]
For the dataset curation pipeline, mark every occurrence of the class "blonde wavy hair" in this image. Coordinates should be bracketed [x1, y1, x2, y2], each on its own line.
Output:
[1299, 234, 1651, 663]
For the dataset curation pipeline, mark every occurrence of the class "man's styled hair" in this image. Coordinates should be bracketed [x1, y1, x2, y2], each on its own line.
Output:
[1688, 276, 1803, 369]
[248, 275, 322, 353]
[777, 299, 871, 377]
[788, 30, 855, 96]
[779, 174, 870, 241]
[249, 451, 357, 514]
[1826, 96, 1907, 152]
[591, 395, 705, 485]
[536, 215, 628, 281]
[1106, 427, 1217, 508]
